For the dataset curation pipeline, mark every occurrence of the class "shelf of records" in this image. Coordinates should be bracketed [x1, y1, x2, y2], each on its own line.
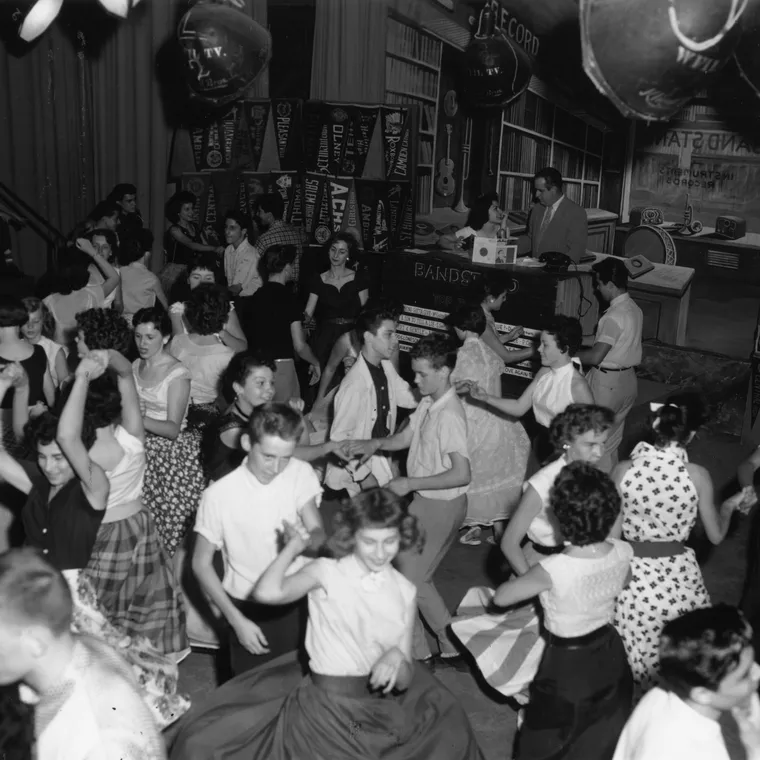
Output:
[170, 99, 421, 187]
[179, 171, 415, 253]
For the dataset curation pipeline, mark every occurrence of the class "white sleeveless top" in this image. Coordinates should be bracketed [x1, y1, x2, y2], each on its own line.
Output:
[104, 426, 146, 510]
[132, 361, 191, 432]
[525, 455, 567, 547]
[532, 360, 581, 428]
[539, 538, 633, 637]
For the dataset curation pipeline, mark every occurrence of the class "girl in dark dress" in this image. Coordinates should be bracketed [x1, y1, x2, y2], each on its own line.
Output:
[304, 233, 370, 370]
[170, 489, 485, 760]
[494, 462, 633, 760]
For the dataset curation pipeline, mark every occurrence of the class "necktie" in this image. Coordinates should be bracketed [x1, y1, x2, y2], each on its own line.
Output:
[537, 206, 553, 248]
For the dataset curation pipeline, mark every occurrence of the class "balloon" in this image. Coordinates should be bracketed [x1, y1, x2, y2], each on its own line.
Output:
[734, 0, 760, 98]
[457, 6, 533, 110]
[177, 2, 272, 108]
[17, 0, 142, 42]
[580, 0, 749, 121]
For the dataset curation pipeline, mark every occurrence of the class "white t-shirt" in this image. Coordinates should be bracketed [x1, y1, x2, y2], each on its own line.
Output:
[612, 686, 734, 760]
[195, 460, 323, 600]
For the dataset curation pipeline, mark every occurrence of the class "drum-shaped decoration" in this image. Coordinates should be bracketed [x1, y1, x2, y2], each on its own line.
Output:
[624, 224, 677, 265]
[734, 0, 760, 98]
[177, 1, 272, 108]
[457, 6, 533, 110]
[580, 0, 748, 121]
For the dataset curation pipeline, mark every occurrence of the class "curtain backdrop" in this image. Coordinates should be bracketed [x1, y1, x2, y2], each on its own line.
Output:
[310, 0, 387, 102]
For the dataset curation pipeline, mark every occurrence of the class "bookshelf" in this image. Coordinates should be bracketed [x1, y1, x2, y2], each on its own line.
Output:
[498, 89, 605, 212]
[385, 15, 443, 216]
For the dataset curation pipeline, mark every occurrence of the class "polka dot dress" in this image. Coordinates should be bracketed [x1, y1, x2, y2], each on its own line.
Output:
[613, 442, 710, 694]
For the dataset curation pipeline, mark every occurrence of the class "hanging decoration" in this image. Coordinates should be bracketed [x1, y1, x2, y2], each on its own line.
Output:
[16, 0, 142, 42]
[177, 0, 272, 109]
[456, 5, 533, 110]
[580, 0, 749, 122]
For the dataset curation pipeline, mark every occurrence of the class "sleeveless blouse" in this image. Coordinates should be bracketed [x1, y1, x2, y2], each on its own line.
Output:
[104, 426, 146, 510]
[539, 539, 633, 637]
[0, 344, 47, 408]
[532, 360, 582, 428]
[525, 455, 567, 547]
[132, 361, 191, 432]
[306, 554, 417, 676]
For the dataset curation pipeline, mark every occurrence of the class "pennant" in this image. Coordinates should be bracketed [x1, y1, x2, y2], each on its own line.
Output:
[356, 180, 391, 252]
[302, 172, 324, 238]
[327, 177, 352, 234]
[387, 113, 412, 181]
[387, 182, 404, 248]
[380, 107, 409, 181]
[219, 106, 240, 169]
[289, 173, 305, 227]
[210, 171, 240, 221]
[396, 182, 415, 248]
[189, 124, 207, 173]
[270, 171, 300, 223]
[241, 172, 274, 220]
[313, 175, 333, 245]
[341, 179, 362, 245]
[303, 102, 330, 173]
[237, 174, 249, 216]
[201, 182, 222, 247]
[242, 101, 271, 172]
[349, 105, 380, 177]
[325, 104, 351, 176]
[271, 99, 303, 171]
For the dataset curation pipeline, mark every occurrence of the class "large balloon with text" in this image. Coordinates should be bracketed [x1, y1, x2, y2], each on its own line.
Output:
[177, 1, 272, 108]
[580, 0, 749, 121]
[456, 6, 533, 110]
[734, 0, 760, 99]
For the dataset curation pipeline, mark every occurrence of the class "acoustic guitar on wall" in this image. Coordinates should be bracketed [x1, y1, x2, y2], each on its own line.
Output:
[436, 124, 455, 198]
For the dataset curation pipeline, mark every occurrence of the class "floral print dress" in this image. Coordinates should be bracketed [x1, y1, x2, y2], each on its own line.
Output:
[613, 442, 710, 693]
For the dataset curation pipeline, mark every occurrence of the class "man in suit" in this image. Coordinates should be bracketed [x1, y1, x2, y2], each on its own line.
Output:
[516, 167, 588, 263]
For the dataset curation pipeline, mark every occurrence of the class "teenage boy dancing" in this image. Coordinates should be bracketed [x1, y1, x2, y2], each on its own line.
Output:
[347, 334, 470, 663]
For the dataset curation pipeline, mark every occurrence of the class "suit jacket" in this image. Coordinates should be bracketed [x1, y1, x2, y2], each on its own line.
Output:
[325, 354, 417, 495]
[516, 196, 588, 263]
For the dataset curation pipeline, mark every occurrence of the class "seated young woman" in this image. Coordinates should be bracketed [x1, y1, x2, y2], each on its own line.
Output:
[438, 192, 511, 252]
[170, 488, 485, 760]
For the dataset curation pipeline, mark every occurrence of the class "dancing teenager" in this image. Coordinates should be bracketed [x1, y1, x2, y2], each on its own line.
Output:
[348, 334, 470, 663]
[171, 489, 485, 760]
[500, 462, 633, 760]
[192, 403, 324, 676]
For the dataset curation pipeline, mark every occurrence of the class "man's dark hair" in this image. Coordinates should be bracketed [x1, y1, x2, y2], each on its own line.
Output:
[356, 306, 398, 343]
[89, 200, 120, 223]
[534, 167, 563, 190]
[593, 257, 629, 291]
[108, 183, 137, 204]
[409, 334, 457, 371]
[245, 403, 304, 445]
[256, 193, 285, 221]
[260, 245, 296, 279]
[224, 209, 252, 236]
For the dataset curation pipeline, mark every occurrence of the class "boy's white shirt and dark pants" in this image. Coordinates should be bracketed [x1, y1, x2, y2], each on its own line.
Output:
[396, 387, 470, 660]
[194, 458, 322, 675]
[325, 354, 417, 495]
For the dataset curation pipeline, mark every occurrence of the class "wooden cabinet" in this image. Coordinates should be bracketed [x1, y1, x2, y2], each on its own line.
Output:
[587, 210, 618, 254]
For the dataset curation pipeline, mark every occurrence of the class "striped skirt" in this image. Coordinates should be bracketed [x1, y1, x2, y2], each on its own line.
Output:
[84, 508, 188, 655]
[143, 430, 206, 556]
[451, 587, 544, 704]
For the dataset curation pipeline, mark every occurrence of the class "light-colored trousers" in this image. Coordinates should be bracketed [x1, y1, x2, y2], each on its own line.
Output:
[587, 366, 638, 473]
[397, 493, 468, 659]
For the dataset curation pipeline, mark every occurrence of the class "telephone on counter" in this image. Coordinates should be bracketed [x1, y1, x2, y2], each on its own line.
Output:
[538, 251, 574, 272]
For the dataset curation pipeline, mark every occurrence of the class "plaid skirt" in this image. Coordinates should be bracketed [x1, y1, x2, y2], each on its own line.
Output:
[451, 587, 544, 704]
[84, 508, 188, 655]
[143, 430, 206, 556]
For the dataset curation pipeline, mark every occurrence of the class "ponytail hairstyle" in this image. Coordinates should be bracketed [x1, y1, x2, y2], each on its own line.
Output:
[650, 392, 706, 448]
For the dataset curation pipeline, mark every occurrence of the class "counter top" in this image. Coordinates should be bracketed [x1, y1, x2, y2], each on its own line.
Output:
[582, 252, 694, 297]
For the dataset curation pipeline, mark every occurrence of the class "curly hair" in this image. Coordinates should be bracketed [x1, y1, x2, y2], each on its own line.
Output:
[75, 308, 132, 355]
[221, 352, 276, 403]
[55, 374, 122, 430]
[21, 297, 57, 339]
[446, 303, 487, 336]
[326, 488, 424, 559]
[25, 410, 97, 451]
[550, 461, 621, 546]
[86, 228, 119, 261]
[0, 295, 29, 328]
[260, 245, 296, 279]
[651, 391, 706, 448]
[549, 403, 615, 452]
[165, 191, 196, 224]
[659, 605, 753, 700]
[184, 284, 230, 336]
[409, 333, 457, 371]
[133, 306, 171, 337]
[543, 316, 583, 356]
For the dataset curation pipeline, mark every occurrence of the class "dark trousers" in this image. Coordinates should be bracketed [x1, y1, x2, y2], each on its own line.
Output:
[228, 598, 305, 677]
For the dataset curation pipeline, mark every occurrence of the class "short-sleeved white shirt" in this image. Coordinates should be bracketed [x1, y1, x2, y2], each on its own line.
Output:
[596, 292, 643, 369]
[407, 387, 469, 500]
[194, 460, 323, 600]
[612, 686, 738, 760]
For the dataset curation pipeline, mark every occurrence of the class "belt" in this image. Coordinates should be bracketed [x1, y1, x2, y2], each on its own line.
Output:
[324, 317, 354, 326]
[101, 501, 143, 524]
[531, 541, 564, 556]
[545, 623, 613, 649]
[628, 540, 686, 558]
[311, 673, 385, 699]
[598, 366, 635, 373]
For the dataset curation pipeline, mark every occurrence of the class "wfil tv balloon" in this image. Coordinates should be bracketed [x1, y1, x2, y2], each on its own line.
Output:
[178, 0, 272, 108]
[581, 0, 749, 121]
